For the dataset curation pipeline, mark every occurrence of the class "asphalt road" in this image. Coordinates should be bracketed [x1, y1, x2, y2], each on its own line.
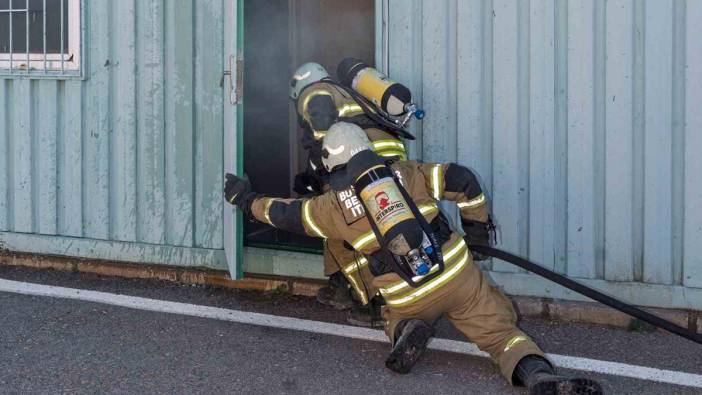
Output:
[0, 265, 700, 394]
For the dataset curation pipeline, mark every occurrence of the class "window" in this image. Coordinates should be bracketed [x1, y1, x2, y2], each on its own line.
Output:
[0, 0, 82, 77]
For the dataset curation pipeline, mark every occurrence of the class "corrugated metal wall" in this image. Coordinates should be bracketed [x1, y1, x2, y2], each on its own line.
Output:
[0, 0, 227, 269]
[386, 0, 702, 298]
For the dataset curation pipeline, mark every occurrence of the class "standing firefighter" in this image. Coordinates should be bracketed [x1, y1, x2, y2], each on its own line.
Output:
[290, 62, 409, 327]
[225, 122, 602, 395]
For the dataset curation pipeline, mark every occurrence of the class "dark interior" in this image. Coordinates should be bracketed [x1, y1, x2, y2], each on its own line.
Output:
[243, 0, 375, 252]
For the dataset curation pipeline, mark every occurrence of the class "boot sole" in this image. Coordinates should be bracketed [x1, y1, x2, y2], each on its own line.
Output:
[385, 323, 434, 374]
[531, 377, 603, 395]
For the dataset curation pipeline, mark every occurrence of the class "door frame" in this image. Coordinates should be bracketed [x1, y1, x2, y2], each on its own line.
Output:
[224, 0, 388, 279]
[223, 0, 244, 278]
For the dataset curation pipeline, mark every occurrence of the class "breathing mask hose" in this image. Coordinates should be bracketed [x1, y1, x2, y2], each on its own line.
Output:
[471, 245, 702, 346]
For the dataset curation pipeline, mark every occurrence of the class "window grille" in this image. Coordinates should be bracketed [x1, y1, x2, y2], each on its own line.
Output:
[0, 0, 82, 78]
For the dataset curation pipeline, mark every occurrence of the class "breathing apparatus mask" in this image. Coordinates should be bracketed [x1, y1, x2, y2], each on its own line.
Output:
[323, 123, 445, 287]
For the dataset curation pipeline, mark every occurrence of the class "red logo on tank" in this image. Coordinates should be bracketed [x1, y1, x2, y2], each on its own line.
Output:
[375, 191, 391, 210]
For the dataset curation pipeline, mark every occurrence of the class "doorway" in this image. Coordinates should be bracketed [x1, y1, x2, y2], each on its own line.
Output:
[243, 0, 376, 252]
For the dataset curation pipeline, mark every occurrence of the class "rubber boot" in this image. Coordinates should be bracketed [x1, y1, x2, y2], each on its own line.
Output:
[385, 319, 434, 374]
[346, 296, 385, 328]
[514, 355, 603, 395]
[316, 272, 354, 310]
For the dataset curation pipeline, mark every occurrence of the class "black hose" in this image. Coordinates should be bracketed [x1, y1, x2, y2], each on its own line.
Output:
[471, 245, 702, 346]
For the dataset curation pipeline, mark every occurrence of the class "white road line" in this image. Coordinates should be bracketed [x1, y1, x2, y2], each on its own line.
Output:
[0, 278, 700, 389]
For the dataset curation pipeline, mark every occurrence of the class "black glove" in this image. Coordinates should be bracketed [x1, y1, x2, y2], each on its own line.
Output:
[462, 217, 495, 261]
[294, 172, 324, 195]
[224, 173, 257, 219]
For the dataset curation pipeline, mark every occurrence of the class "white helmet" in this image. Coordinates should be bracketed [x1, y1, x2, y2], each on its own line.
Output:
[321, 122, 371, 172]
[290, 62, 330, 100]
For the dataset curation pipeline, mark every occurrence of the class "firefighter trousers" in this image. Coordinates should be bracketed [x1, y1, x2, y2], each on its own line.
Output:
[374, 244, 546, 384]
[324, 239, 378, 305]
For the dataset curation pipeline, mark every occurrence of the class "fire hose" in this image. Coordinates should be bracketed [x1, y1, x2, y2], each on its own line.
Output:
[470, 245, 702, 346]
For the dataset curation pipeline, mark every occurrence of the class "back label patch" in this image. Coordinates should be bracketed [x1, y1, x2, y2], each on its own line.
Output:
[336, 188, 365, 225]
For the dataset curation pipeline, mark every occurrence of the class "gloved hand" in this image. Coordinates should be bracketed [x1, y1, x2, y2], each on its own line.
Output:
[462, 217, 495, 261]
[224, 173, 257, 219]
[294, 172, 324, 195]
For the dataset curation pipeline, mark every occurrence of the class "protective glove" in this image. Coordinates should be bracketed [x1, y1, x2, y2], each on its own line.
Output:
[224, 173, 257, 219]
[462, 217, 495, 261]
[294, 172, 324, 196]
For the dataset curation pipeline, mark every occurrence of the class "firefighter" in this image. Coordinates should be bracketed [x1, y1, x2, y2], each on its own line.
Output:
[224, 122, 601, 394]
[290, 62, 409, 327]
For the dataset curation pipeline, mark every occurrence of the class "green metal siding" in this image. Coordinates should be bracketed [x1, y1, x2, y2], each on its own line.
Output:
[0, 0, 227, 269]
[383, 0, 702, 308]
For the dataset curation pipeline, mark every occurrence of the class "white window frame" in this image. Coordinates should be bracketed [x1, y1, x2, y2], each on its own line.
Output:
[0, 0, 81, 74]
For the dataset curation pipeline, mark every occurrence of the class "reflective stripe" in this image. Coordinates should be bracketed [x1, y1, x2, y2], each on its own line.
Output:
[458, 193, 486, 209]
[313, 130, 327, 140]
[301, 89, 333, 118]
[350, 203, 438, 251]
[419, 203, 439, 217]
[383, 251, 470, 307]
[503, 335, 529, 353]
[380, 238, 467, 296]
[351, 232, 376, 251]
[309, 159, 317, 171]
[337, 103, 363, 116]
[431, 164, 442, 200]
[302, 200, 326, 238]
[376, 150, 407, 160]
[371, 140, 405, 150]
[344, 256, 368, 274]
[342, 257, 370, 305]
[345, 270, 368, 305]
[263, 198, 277, 225]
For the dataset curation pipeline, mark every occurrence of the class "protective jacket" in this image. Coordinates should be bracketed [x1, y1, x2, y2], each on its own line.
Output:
[295, 81, 408, 304]
[296, 82, 407, 192]
[242, 160, 544, 382]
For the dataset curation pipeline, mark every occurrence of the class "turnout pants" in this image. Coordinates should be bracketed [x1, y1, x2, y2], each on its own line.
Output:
[324, 239, 378, 305]
[373, 234, 546, 384]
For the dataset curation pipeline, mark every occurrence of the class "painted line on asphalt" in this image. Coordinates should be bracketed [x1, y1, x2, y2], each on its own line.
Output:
[0, 278, 700, 389]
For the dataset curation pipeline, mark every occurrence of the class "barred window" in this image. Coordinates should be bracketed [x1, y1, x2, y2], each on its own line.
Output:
[0, 0, 81, 77]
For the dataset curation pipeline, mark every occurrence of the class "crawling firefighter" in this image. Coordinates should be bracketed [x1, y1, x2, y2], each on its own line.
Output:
[290, 62, 411, 327]
[225, 122, 602, 394]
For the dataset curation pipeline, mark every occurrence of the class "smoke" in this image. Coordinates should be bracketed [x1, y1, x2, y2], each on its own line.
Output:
[243, 0, 374, 246]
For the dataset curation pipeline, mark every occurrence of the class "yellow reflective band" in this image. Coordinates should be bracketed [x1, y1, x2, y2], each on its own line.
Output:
[458, 193, 487, 209]
[383, 251, 470, 307]
[419, 203, 439, 216]
[302, 89, 333, 116]
[372, 140, 406, 150]
[313, 130, 327, 140]
[352, 232, 377, 251]
[302, 200, 326, 238]
[344, 256, 368, 274]
[263, 198, 277, 225]
[337, 103, 363, 117]
[376, 150, 407, 159]
[380, 239, 467, 296]
[503, 335, 529, 353]
[345, 271, 369, 305]
[431, 164, 442, 200]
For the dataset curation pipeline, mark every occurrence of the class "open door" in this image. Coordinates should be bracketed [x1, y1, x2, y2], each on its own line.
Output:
[242, 0, 375, 253]
[223, 0, 244, 278]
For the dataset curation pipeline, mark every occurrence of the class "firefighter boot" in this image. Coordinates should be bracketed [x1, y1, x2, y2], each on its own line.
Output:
[385, 319, 434, 374]
[514, 355, 603, 395]
[346, 297, 384, 328]
[316, 271, 354, 310]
